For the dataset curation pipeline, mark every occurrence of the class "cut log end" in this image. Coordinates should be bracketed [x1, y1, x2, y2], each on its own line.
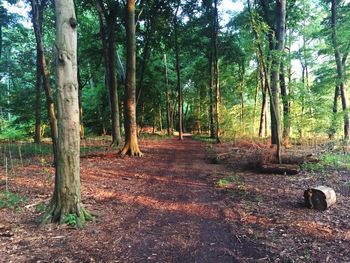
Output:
[304, 186, 336, 211]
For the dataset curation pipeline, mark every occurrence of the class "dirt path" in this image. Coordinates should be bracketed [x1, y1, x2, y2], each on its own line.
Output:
[0, 137, 267, 262]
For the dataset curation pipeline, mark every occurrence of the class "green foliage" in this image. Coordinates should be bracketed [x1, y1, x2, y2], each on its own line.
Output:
[35, 203, 46, 213]
[64, 213, 78, 226]
[300, 162, 325, 173]
[301, 152, 350, 173]
[0, 190, 27, 209]
[216, 174, 242, 187]
[321, 153, 350, 170]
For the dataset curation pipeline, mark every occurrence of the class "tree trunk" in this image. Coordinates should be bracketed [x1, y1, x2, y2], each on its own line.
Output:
[78, 68, 84, 139]
[107, 17, 122, 146]
[329, 85, 340, 139]
[269, 0, 285, 162]
[136, 20, 151, 106]
[34, 52, 42, 144]
[258, 59, 267, 138]
[164, 54, 171, 135]
[174, 3, 183, 140]
[120, 0, 143, 157]
[96, 1, 122, 146]
[239, 63, 245, 129]
[280, 61, 290, 145]
[331, 0, 349, 140]
[213, 0, 220, 143]
[43, 0, 91, 225]
[30, 0, 58, 160]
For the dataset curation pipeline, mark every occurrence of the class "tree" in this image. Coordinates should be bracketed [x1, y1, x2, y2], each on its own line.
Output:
[30, 0, 58, 159]
[43, 0, 91, 225]
[120, 0, 143, 156]
[174, 1, 183, 140]
[96, 0, 122, 147]
[331, 0, 349, 140]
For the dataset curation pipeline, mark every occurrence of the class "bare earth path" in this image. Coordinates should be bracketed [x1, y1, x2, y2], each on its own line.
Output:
[0, 137, 267, 262]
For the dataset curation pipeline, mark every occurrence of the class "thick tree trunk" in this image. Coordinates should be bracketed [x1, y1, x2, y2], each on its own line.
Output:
[174, 4, 183, 140]
[121, 0, 143, 156]
[269, 0, 285, 162]
[30, 0, 58, 158]
[43, 0, 91, 225]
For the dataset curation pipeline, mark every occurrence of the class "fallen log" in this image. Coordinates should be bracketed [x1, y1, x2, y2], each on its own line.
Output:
[259, 164, 299, 175]
[304, 186, 336, 211]
[282, 154, 319, 165]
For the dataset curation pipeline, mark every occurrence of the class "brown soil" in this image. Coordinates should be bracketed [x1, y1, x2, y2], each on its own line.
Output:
[0, 137, 349, 262]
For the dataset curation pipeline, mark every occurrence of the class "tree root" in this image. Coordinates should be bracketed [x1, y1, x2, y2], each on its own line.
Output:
[120, 142, 143, 157]
[40, 200, 94, 228]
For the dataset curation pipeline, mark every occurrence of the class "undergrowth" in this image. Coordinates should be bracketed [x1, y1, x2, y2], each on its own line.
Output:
[0, 190, 27, 209]
[301, 152, 350, 173]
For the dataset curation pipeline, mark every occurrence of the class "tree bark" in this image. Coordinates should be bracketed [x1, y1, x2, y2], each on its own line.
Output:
[30, 0, 58, 160]
[269, 0, 285, 162]
[43, 0, 91, 225]
[120, 0, 143, 156]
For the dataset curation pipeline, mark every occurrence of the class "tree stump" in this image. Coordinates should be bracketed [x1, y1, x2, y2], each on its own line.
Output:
[304, 186, 336, 211]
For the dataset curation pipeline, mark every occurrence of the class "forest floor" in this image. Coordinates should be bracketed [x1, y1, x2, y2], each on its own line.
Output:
[0, 136, 350, 262]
